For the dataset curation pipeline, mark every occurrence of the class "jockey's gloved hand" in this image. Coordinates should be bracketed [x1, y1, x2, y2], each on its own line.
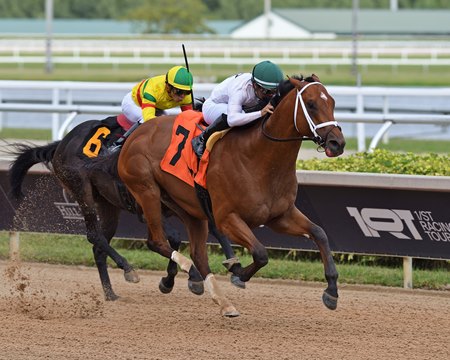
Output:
[242, 99, 267, 113]
[194, 97, 206, 111]
[269, 91, 281, 108]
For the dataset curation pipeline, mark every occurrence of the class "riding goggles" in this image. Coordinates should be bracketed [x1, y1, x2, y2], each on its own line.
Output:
[170, 86, 191, 96]
[257, 85, 277, 97]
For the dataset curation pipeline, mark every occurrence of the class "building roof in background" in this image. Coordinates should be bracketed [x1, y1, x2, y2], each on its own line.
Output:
[273, 9, 450, 35]
[205, 20, 243, 34]
[1, 9, 449, 38]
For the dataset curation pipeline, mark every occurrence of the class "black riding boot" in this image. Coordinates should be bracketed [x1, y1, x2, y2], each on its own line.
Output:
[109, 121, 140, 152]
[192, 114, 229, 159]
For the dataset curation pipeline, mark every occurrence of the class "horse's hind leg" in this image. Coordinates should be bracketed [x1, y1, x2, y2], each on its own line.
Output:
[92, 246, 117, 301]
[90, 193, 118, 300]
[82, 203, 137, 300]
[97, 198, 140, 284]
[129, 186, 204, 295]
[159, 219, 245, 293]
[268, 207, 339, 310]
[68, 179, 137, 300]
[145, 220, 204, 296]
[156, 210, 239, 316]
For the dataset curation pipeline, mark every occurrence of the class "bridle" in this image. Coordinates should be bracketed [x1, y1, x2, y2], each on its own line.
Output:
[262, 81, 340, 146]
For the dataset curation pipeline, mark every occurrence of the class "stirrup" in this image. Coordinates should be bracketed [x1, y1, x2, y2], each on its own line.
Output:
[108, 143, 122, 153]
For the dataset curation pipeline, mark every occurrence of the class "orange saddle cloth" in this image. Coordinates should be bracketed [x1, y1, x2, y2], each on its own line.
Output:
[160, 110, 229, 188]
[160, 110, 207, 187]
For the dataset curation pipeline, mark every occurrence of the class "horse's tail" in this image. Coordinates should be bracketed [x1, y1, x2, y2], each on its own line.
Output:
[8, 141, 61, 200]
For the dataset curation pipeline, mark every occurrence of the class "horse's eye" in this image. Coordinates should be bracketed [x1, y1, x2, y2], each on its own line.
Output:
[307, 101, 316, 110]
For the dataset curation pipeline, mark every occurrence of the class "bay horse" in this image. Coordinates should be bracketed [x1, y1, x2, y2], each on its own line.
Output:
[117, 74, 346, 317]
[8, 116, 241, 301]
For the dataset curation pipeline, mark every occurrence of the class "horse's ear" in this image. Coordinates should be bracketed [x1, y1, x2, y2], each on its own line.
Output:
[289, 76, 302, 88]
[312, 74, 320, 82]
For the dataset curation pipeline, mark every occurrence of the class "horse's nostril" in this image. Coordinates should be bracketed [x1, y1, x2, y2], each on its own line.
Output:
[328, 140, 339, 151]
[326, 140, 345, 155]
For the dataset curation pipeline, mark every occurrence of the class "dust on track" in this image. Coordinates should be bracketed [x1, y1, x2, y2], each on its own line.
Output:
[0, 260, 449, 360]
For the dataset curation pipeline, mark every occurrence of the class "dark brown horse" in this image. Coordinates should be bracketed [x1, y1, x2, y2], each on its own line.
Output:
[8, 117, 141, 301]
[117, 75, 346, 316]
[8, 116, 242, 301]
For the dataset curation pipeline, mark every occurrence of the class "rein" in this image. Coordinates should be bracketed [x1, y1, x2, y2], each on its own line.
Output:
[262, 81, 339, 145]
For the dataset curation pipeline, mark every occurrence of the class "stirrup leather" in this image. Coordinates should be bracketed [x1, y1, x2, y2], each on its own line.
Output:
[191, 133, 206, 159]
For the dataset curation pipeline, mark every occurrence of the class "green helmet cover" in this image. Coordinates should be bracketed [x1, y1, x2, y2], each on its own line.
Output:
[252, 60, 284, 89]
[166, 65, 193, 91]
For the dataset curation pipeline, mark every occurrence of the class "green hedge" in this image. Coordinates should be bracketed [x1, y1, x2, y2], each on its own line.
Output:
[297, 149, 450, 176]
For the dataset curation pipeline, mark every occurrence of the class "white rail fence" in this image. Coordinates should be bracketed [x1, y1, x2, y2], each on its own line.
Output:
[2, 56, 450, 68]
[0, 80, 449, 152]
[1, 39, 450, 68]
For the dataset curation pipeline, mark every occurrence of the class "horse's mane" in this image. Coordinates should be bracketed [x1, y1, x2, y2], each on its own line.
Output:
[271, 75, 315, 107]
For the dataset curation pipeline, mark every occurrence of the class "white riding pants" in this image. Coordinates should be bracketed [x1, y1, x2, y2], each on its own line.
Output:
[202, 98, 228, 125]
[121, 92, 143, 124]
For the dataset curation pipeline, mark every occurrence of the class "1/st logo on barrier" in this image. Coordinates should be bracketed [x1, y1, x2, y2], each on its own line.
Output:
[347, 207, 422, 240]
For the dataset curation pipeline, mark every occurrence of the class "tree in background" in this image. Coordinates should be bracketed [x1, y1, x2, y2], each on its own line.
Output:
[0, 0, 447, 20]
[0, 0, 133, 18]
[206, 0, 262, 20]
[0, 0, 44, 17]
[52, 0, 123, 18]
[123, 0, 213, 34]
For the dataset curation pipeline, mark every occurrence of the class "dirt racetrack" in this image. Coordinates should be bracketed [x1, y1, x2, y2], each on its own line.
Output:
[0, 260, 449, 360]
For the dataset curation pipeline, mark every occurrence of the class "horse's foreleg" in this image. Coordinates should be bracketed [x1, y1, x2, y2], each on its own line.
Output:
[268, 207, 338, 310]
[205, 274, 240, 317]
[310, 223, 339, 310]
[208, 222, 235, 259]
[187, 218, 239, 317]
[208, 222, 245, 289]
[218, 214, 268, 283]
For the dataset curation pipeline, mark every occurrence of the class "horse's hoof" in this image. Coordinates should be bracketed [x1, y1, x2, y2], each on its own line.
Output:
[221, 305, 240, 317]
[230, 274, 246, 289]
[105, 293, 119, 301]
[159, 279, 174, 294]
[124, 269, 140, 283]
[322, 291, 338, 310]
[188, 280, 204, 295]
